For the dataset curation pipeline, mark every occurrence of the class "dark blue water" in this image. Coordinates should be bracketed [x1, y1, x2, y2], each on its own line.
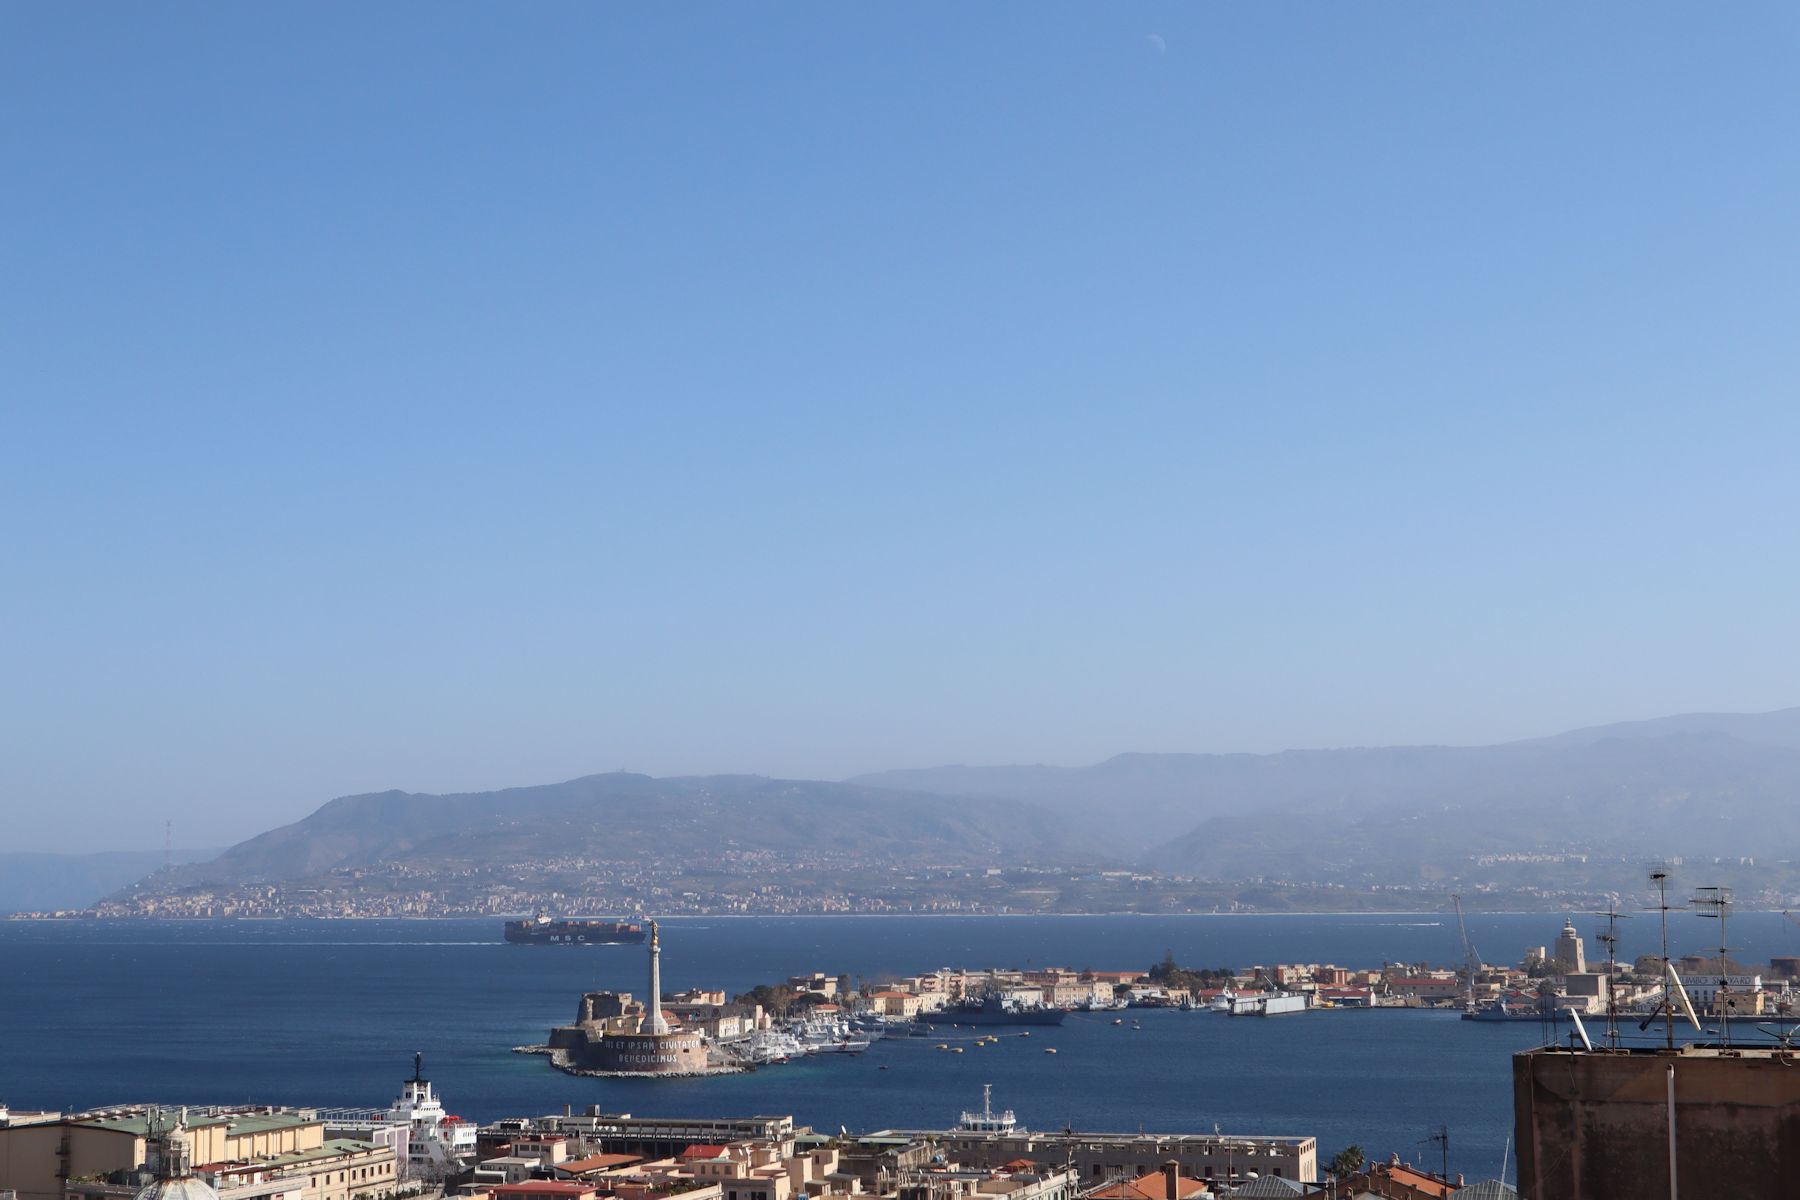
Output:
[3, 913, 1793, 1182]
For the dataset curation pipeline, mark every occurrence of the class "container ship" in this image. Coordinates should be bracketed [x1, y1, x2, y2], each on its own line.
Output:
[504, 912, 646, 945]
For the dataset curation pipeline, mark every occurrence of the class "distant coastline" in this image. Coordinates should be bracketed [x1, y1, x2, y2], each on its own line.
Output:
[11, 906, 1773, 922]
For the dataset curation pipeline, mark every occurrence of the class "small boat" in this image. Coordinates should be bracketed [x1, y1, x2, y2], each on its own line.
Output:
[1112, 1018, 1124, 1026]
[936, 1043, 949, 1050]
[1043, 1048, 1057, 1055]
[953, 1047, 964, 1054]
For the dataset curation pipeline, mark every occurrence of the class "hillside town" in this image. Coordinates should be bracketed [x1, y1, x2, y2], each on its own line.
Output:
[25, 850, 1794, 922]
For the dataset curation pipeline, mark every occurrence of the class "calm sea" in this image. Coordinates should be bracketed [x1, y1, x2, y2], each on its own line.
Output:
[3, 912, 1793, 1183]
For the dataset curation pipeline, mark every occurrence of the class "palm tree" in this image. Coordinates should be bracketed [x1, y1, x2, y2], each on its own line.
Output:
[1328, 1145, 1366, 1178]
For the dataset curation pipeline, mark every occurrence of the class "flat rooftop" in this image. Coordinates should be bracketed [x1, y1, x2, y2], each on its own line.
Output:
[1519, 1043, 1800, 1061]
[80, 1112, 319, 1137]
[869, 1129, 1312, 1147]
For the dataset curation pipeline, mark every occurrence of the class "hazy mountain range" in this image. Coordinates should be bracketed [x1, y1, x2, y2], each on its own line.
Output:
[857, 708, 1800, 878]
[135, 772, 1084, 893]
[17, 706, 1800, 913]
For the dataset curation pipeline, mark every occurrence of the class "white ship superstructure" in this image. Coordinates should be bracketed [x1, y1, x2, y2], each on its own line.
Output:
[321, 1055, 476, 1181]
[957, 1085, 1019, 1134]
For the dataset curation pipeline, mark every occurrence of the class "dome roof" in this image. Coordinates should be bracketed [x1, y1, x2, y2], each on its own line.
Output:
[136, 1178, 220, 1200]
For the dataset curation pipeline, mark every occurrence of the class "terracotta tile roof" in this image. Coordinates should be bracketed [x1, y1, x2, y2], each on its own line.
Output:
[558, 1154, 644, 1175]
[1088, 1170, 1210, 1200]
[1325, 1160, 1454, 1200]
[492, 1184, 600, 1198]
[679, 1144, 731, 1160]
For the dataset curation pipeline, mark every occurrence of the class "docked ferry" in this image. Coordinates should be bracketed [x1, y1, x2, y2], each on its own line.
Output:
[503, 912, 646, 944]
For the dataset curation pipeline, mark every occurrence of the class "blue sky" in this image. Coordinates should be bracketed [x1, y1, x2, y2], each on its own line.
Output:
[4, 4, 1799, 850]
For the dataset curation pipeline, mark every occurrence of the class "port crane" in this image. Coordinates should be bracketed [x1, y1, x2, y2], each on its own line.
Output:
[1452, 895, 1482, 1013]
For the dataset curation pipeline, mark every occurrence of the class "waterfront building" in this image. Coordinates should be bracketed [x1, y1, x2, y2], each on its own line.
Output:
[867, 993, 923, 1019]
[1382, 976, 1462, 1004]
[1552, 920, 1585, 975]
[663, 1002, 764, 1041]
[1513, 1043, 1800, 1199]
[1680, 972, 1765, 1016]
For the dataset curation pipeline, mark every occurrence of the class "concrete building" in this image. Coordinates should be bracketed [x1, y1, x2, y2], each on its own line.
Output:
[498, 1113, 797, 1161]
[665, 1003, 764, 1041]
[1561, 973, 1604, 1015]
[0, 1109, 394, 1200]
[868, 993, 923, 1020]
[1384, 977, 1463, 1004]
[1680, 973, 1764, 1016]
[1513, 1044, 1800, 1200]
[1552, 921, 1585, 976]
[878, 1129, 1314, 1188]
[488, 1184, 599, 1200]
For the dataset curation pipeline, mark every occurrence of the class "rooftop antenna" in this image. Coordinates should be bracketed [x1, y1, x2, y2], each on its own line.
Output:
[1691, 886, 1735, 1047]
[1422, 1124, 1449, 1184]
[1650, 867, 1676, 1050]
[1589, 899, 1633, 1049]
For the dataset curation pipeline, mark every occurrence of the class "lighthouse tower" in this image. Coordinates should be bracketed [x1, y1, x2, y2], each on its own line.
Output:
[645, 920, 669, 1035]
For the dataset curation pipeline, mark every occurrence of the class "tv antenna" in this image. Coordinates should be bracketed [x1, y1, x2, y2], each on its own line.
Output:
[1421, 1124, 1449, 1184]
[1691, 885, 1735, 1047]
[1588, 899, 1632, 1049]
[1650, 867, 1676, 1050]
[1755, 1022, 1800, 1054]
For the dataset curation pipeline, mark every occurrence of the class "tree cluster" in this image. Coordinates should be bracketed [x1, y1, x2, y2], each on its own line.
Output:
[1146, 951, 1235, 992]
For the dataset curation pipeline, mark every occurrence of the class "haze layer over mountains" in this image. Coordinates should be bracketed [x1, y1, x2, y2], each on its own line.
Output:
[16, 707, 1800, 913]
[856, 707, 1800, 883]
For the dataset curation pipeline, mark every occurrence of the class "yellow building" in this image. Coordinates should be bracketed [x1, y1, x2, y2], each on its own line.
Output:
[0, 1110, 395, 1200]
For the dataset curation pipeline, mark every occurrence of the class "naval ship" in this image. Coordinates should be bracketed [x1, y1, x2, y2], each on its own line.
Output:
[927, 993, 1068, 1026]
[504, 912, 647, 945]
